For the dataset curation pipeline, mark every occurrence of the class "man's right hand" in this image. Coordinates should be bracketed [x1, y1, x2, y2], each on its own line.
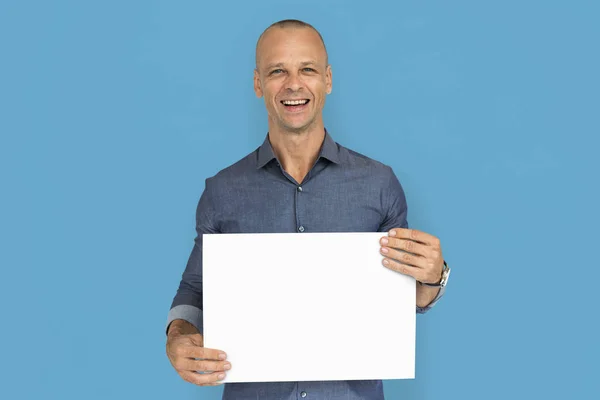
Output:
[166, 320, 231, 386]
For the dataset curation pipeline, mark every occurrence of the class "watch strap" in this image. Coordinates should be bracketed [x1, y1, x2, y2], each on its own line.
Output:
[420, 260, 450, 288]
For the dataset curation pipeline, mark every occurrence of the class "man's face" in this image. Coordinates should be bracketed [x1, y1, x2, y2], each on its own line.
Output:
[254, 27, 332, 133]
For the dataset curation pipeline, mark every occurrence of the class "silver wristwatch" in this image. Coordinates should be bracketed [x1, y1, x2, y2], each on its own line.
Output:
[421, 260, 451, 288]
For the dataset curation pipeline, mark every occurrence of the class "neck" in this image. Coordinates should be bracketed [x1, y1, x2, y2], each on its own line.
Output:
[267, 121, 326, 184]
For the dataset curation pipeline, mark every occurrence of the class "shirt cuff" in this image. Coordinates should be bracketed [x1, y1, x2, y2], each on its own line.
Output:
[165, 304, 203, 335]
[416, 284, 446, 314]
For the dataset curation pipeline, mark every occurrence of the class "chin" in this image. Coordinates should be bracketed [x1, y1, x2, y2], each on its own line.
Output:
[284, 116, 315, 130]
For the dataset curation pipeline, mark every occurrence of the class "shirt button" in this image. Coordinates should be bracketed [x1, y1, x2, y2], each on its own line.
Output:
[298, 226, 305, 232]
[297, 186, 303, 192]
[301, 392, 307, 398]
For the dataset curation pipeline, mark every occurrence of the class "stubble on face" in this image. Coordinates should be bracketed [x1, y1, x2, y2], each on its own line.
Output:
[254, 27, 332, 135]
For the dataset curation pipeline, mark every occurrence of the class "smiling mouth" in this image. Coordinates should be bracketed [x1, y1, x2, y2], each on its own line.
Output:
[281, 99, 310, 107]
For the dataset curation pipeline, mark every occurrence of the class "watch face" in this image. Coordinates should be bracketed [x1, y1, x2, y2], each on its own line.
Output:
[441, 268, 450, 286]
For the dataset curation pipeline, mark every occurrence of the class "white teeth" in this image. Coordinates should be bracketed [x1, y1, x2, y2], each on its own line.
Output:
[282, 99, 308, 105]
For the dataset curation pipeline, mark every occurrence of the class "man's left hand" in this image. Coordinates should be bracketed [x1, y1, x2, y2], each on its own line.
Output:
[379, 228, 444, 285]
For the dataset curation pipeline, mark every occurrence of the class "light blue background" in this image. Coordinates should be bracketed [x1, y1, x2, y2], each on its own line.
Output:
[1, 1, 598, 399]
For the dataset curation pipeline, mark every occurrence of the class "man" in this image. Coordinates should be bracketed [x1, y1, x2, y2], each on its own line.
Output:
[165, 19, 449, 400]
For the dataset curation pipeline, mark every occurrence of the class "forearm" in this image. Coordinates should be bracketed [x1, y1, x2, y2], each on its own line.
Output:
[166, 238, 206, 335]
[416, 282, 440, 308]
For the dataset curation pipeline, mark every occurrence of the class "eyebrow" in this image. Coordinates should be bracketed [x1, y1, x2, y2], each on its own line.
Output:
[264, 61, 319, 70]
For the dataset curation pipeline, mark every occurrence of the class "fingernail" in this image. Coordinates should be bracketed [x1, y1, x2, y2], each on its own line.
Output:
[218, 373, 225, 380]
[381, 238, 388, 245]
[381, 247, 388, 254]
[218, 353, 227, 360]
[389, 230, 396, 237]
[224, 363, 231, 370]
[383, 259, 389, 265]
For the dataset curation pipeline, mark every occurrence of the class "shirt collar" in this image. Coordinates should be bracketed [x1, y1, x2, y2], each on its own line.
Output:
[256, 129, 341, 169]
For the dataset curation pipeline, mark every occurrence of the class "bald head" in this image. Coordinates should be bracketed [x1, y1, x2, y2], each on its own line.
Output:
[252, 19, 332, 134]
[255, 19, 328, 69]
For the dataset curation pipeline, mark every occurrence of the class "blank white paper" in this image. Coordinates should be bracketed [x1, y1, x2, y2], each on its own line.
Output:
[202, 232, 415, 383]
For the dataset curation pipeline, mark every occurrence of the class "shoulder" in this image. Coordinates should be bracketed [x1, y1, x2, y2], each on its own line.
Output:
[338, 143, 398, 183]
[336, 142, 407, 204]
[203, 147, 260, 192]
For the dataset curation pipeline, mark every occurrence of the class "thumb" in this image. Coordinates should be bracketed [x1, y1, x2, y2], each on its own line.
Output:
[188, 333, 204, 347]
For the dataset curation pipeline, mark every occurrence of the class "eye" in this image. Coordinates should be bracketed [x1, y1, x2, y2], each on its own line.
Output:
[270, 69, 284, 75]
[303, 68, 316, 73]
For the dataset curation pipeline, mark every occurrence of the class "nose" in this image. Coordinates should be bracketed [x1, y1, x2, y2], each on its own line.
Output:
[285, 71, 303, 92]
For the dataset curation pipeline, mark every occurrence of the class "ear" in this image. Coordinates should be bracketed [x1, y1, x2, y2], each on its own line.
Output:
[253, 69, 263, 98]
[325, 64, 332, 94]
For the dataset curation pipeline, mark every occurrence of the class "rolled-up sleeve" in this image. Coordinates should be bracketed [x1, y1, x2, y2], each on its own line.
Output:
[166, 178, 219, 335]
[378, 167, 445, 314]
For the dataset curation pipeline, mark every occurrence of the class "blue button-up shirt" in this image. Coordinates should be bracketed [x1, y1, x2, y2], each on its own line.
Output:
[166, 130, 444, 400]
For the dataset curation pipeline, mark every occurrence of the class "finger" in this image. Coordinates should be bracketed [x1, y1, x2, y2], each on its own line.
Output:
[180, 359, 231, 373]
[380, 247, 428, 269]
[382, 257, 426, 281]
[180, 346, 227, 361]
[180, 370, 227, 386]
[380, 237, 429, 258]
[388, 228, 440, 247]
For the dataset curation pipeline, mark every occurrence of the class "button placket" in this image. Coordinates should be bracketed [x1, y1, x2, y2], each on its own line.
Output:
[295, 184, 305, 232]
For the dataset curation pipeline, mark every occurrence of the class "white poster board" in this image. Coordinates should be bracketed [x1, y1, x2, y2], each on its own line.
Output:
[203, 232, 415, 383]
